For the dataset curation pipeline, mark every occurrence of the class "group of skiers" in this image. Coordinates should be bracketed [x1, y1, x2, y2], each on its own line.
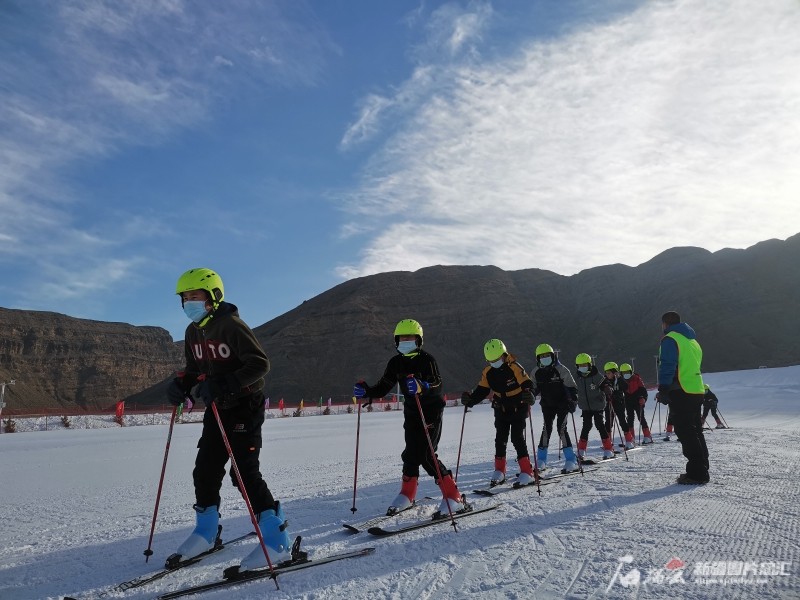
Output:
[163, 267, 716, 575]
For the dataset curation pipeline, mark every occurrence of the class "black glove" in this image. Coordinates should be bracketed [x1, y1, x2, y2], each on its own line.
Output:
[166, 378, 189, 407]
[461, 391, 475, 408]
[568, 398, 578, 413]
[519, 391, 535, 406]
[193, 374, 240, 409]
[656, 391, 670, 405]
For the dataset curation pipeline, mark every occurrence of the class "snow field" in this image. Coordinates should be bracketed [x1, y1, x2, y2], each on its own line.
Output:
[0, 366, 798, 599]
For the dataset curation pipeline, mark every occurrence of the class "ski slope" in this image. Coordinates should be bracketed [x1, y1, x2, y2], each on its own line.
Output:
[1, 366, 798, 599]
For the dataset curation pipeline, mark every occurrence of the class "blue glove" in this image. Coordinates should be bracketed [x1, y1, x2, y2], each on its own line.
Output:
[353, 381, 367, 399]
[406, 377, 429, 395]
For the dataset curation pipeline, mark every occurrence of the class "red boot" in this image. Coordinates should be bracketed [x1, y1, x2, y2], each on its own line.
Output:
[437, 474, 465, 515]
[517, 456, 535, 486]
[601, 437, 615, 459]
[388, 475, 417, 515]
[491, 457, 506, 486]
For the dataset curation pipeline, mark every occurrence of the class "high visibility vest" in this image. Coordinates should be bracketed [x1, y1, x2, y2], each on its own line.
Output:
[662, 331, 705, 394]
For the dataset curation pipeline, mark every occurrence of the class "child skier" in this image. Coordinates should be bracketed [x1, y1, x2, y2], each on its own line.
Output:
[702, 384, 726, 428]
[461, 339, 536, 487]
[603, 362, 636, 450]
[166, 268, 292, 571]
[533, 343, 579, 473]
[574, 353, 615, 462]
[353, 319, 466, 517]
[619, 363, 653, 444]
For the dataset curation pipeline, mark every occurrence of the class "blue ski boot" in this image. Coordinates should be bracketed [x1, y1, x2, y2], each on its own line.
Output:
[171, 505, 221, 564]
[239, 502, 292, 571]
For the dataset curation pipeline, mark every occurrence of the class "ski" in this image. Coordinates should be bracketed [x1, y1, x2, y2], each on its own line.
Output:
[63, 531, 256, 599]
[472, 478, 560, 496]
[342, 503, 419, 533]
[367, 503, 502, 537]
[540, 466, 601, 480]
[579, 456, 620, 466]
[157, 546, 376, 599]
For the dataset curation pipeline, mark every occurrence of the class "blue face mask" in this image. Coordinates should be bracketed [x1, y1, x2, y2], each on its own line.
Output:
[490, 358, 504, 368]
[397, 341, 418, 355]
[539, 356, 553, 367]
[183, 300, 209, 323]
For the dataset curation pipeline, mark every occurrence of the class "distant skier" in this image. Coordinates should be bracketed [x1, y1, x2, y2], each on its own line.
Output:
[461, 339, 536, 487]
[602, 362, 636, 450]
[657, 310, 710, 484]
[353, 319, 466, 517]
[702, 384, 725, 429]
[618, 363, 653, 444]
[573, 353, 615, 462]
[533, 343, 579, 474]
[165, 268, 292, 570]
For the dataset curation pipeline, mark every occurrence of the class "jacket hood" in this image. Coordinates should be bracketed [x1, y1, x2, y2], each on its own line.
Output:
[665, 322, 696, 340]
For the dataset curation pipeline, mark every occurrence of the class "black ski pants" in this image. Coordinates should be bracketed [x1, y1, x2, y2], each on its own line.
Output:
[539, 405, 572, 449]
[194, 398, 275, 514]
[494, 403, 529, 459]
[668, 391, 709, 480]
[580, 409, 608, 441]
[401, 403, 450, 480]
[624, 398, 649, 432]
[702, 402, 721, 423]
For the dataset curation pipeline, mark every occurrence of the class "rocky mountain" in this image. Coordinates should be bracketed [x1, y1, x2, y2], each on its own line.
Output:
[1, 234, 798, 412]
[0, 309, 182, 413]
[248, 234, 800, 404]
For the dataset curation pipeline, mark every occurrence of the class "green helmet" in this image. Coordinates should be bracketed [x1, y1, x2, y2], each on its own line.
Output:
[603, 361, 619, 372]
[394, 319, 423, 346]
[484, 339, 507, 362]
[704, 384, 710, 391]
[535, 343, 554, 358]
[176, 268, 224, 306]
[619, 363, 632, 373]
[575, 352, 592, 366]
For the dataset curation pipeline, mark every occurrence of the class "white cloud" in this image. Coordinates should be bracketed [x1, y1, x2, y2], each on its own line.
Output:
[339, 0, 800, 278]
[0, 0, 337, 305]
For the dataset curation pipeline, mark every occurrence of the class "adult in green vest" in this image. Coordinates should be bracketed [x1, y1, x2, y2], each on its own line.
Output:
[656, 310, 710, 484]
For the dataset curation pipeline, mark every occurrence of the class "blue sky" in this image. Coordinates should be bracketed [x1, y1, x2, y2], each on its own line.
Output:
[2, 0, 799, 341]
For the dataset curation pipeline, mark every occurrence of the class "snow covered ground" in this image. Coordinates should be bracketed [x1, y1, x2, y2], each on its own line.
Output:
[1, 366, 798, 600]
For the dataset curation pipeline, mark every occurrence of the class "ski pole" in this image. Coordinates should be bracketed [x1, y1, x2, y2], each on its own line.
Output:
[351, 399, 363, 513]
[454, 405, 467, 483]
[143, 403, 180, 562]
[613, 410, 629, 461]
[717, 407, 730, 429]
[527, 406, 542, 495]
[569, 411, 584, 476]
[210, 401, 279, 590]
[649, 401, 659, 437]
[409, 377, 458, 532]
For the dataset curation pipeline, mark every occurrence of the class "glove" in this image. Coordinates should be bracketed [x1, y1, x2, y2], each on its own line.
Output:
[639, 398, 646, 407]
[656, 392, 670, 405]
[519, 391, 535, 406]
[166, 378, 188, 407]
[461, 391, 475, 408]
[568, 398, 578, 413]
[406, 377, 429, 396]
[353, 381, 367, 399]
[193, 375, 239, 409]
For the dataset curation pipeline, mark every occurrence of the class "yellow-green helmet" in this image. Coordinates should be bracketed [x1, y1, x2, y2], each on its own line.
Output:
[535, 343, 554, 358]
[704, 384, 710, 391]
[484, 339, 507, 362]
[603, 361, 619, 372]
[619, 363, 632, 373]
[394, 319, 423, 346]
[575, 352, 592, 366]
[176, 268, 224, 306]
